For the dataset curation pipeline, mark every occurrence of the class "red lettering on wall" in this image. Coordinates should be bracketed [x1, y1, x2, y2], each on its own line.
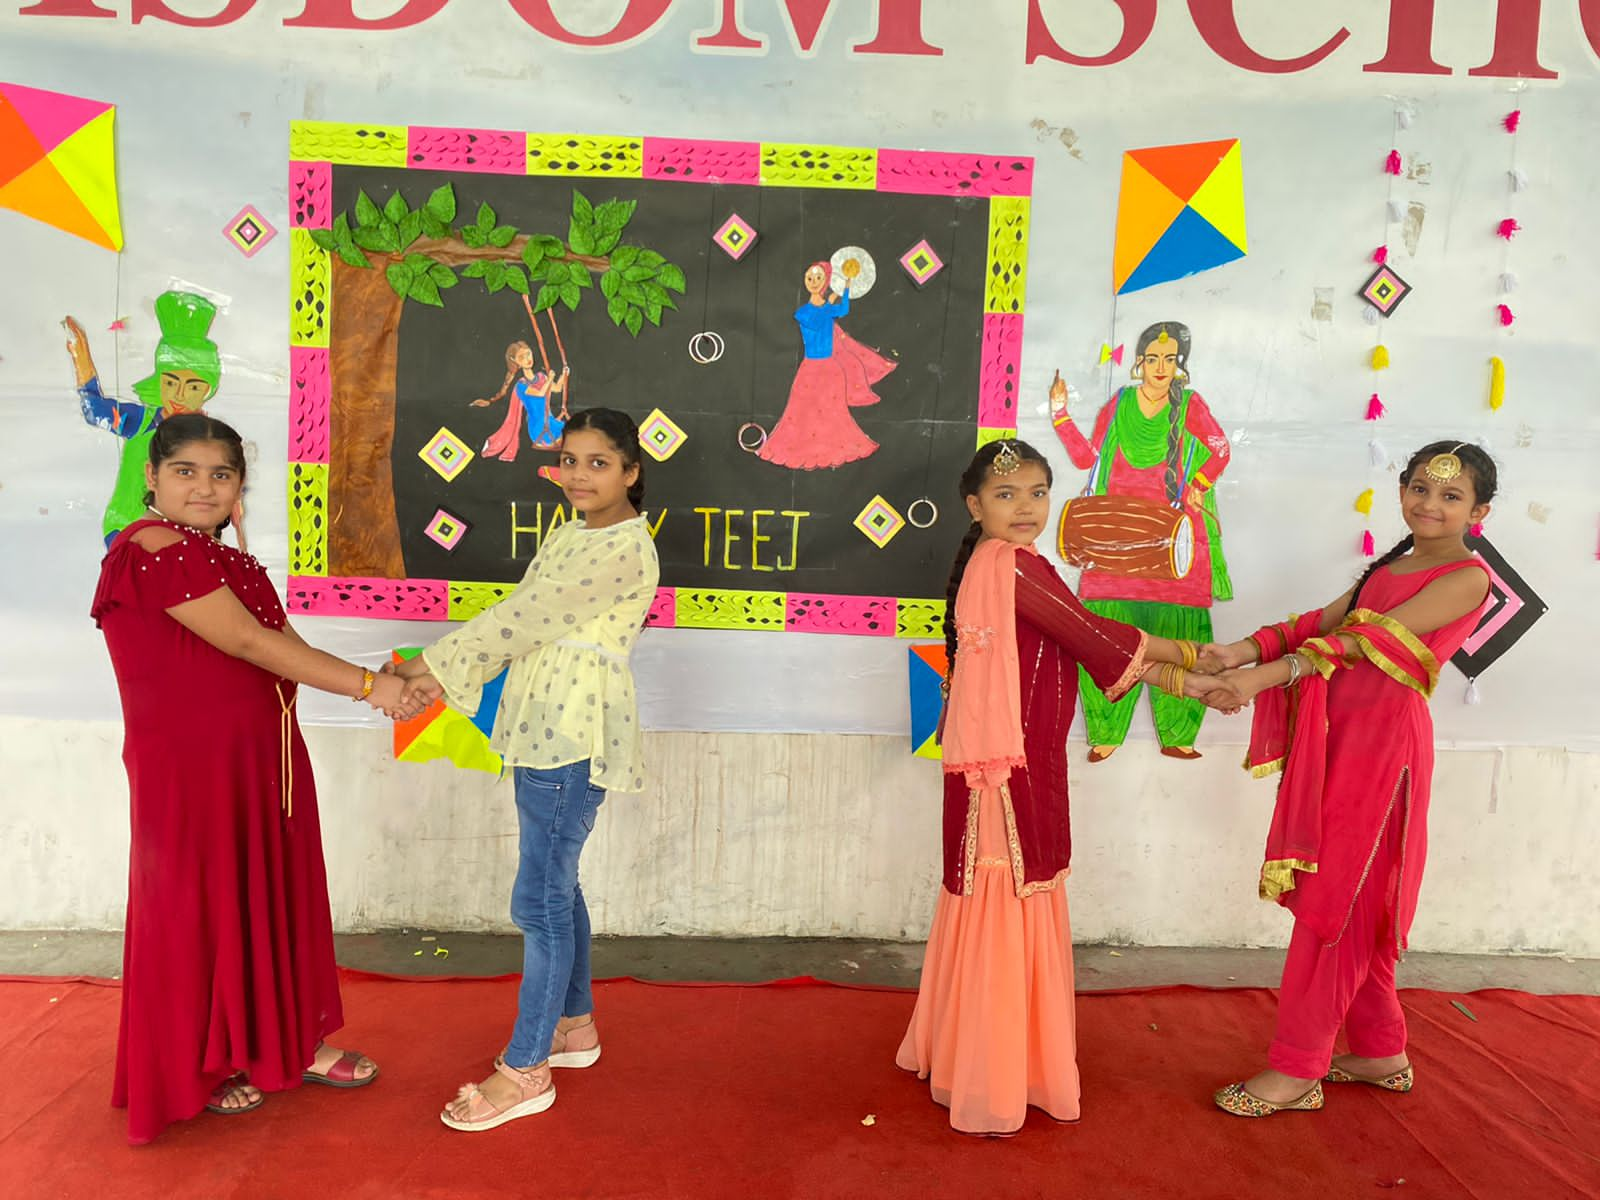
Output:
[1188, 0, 1348, 73]
[695, 0, 765, 50]
[1026, 0, 1155, 67]
[284, 0, 448, 30]
[133, 0, 253, 26]
[1581, 0, 1600, 61]
[504, 0, 673, 47]
[18, 0, 116, 16]
[693, 0, 939, 57]
[1363, 0, 1451, 76]
[854, 0, 941, 57]
[1468, 0, 1558, 79]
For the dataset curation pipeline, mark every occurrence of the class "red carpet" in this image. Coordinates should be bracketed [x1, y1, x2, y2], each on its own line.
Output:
[0, 971, 1596, 1199]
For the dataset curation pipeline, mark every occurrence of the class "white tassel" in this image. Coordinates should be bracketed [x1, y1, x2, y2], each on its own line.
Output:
[1464, 677, 1481, 705]
[1396, 108, 1414, 130]
[1499, 271, 1518, 294]
[1386, 199, 1404, 223]
[1369, 438, 1388, 467]
[1362, 305, 1381, 326]
[1508, 167, 1528, 192]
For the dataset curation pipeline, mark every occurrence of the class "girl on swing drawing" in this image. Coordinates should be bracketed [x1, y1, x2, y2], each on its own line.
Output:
[475, 341, 569, 461]
[759, 258, 896, 471]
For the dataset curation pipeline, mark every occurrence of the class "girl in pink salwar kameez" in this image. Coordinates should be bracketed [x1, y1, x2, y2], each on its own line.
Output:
[1204, 441, 1496, 1118]
[896, 439, 1242, 1134]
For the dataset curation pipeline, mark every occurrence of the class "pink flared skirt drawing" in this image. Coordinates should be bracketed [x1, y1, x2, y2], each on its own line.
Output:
[759, 329, 896, 470]
[483, 401, 524, 461]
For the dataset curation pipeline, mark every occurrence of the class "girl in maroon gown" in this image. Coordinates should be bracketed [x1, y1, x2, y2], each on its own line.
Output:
[91, 413, 418, 1143]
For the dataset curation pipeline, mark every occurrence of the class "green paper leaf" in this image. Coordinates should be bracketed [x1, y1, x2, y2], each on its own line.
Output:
[622, 265, 656, 283]
[644, 298, 663, 325]
[527, 258, 550, 282]
[607, 295, 629, 326]
[408, 273, 443, 307]
[383, 191, 409, 223]
[637, 249, 665, 269]
[460, 261, 489, 279]
[354, 191, 381, 228]
[642, 280, 670, 305]
[536, 234, 565, 256]
[600, 269, 621, 300]
[609, 244, 639, 271]
[572, 190, 594, 226]
[624, 306, 643, 337]
[591, 228, 622, 256]
[420, 212, 449, 239]
[332, 212, 353, 243]
[657, 262, 687, 294]
[308, 228, 337, 251]
[559, 281, 581, 310]
[397, 210, 424, 249]
[429, 262, 458, 289]
[533, 284, 560, 313]
[461, 225, 487, 249]
[505, 265, 529, 294]
[476, 201, 496, 230]
[594, 198, 635, 234]
[568, 262, 593, 289]
[424, 183, 456, 224]
[404, 252, 434, 270]
[352, 226, 388, 252]
[545, 261, 572, 286]
[336, 244, 371, 268]
[619, 281, 647, 305]
[483, 262, 506, 292]
[568, 220, 596, 257]
[488, 224, 517, 248]
[385, 262, 415, 296]
[522, 241, 547, 273]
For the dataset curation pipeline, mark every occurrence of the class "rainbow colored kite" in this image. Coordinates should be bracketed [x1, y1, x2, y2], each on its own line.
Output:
[1113, 138, 1245, 295]
[391, 648, 505, 774]
[0, 82, 123, 251]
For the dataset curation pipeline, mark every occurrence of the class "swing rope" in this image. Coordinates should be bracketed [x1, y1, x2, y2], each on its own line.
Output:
[519, 294, 570, 419]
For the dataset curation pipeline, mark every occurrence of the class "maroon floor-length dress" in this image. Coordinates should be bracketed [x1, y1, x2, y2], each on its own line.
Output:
[92, 518, 344, 1144]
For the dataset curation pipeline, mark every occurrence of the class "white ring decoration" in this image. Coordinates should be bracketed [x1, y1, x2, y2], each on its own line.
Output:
[737, 422, 768, 453]
[907, 497, 939, 529]
[689, 331, 725, 365]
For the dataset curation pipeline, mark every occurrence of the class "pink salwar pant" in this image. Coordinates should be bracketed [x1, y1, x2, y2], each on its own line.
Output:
[1268, 804, 1410, 1079]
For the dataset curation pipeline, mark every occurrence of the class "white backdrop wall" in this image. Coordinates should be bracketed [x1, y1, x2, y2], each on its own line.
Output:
[1, 2, 1597, 952]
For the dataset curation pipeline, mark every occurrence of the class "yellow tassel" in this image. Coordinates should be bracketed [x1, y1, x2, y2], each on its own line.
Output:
[1489, 355, 1506, 410]
[1371, 344, 1390, 370]
[1354, 488, 1374, 515]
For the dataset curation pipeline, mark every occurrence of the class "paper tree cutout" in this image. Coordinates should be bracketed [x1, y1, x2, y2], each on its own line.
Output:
[853, 495, 905, 548]
[639, 408, 687, 461]
[391, 649, 504, 774]
[1359, 265, 1412, 317]
[1113, 138, 1246, 295]
[418, 426, 474, 481]
[0, 82, 122, 251]
[223, 204, 277, 258]
[1452, 535, 1547, 682]
[908, 644, 947, 760]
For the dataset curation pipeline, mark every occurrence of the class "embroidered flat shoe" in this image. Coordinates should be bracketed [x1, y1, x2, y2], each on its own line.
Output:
[1213, 1080, 1324, 1118]
[1325, 1063, 1413, 1092]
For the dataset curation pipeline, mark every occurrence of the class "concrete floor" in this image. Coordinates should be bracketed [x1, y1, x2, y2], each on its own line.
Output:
[4, 930, 1598, 994]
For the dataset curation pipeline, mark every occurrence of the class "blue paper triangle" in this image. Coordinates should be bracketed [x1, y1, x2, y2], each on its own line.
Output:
[908, 652, 944, 748]
[470, 667, 509, 738]
[1117, 204, 1246, 295]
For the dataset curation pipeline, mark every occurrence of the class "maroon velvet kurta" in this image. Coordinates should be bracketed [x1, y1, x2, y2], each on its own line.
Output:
[92, 519, 344, 1144]
[940, 552, 1145, 895]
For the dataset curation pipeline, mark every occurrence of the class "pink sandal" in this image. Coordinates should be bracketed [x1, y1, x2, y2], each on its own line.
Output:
[549, 1018, 601, 1069]
[440, 1057, 555, 1132]
[302, 1043, 380, 1088]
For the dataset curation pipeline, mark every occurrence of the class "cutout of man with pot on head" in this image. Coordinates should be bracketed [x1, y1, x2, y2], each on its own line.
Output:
[65, 290, 223, 546]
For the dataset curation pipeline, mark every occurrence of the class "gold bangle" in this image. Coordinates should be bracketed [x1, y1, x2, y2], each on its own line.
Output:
[355, 667, 375, 702]
[1178, 639, 1198, 670]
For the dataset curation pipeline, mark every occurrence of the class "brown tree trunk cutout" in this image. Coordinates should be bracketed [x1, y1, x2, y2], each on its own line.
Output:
[329, 257, 405, 578]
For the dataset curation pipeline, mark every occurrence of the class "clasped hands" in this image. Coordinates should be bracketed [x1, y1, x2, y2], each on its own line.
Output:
[1190, 640, 1279, 713]
[374, 656, 445, 718]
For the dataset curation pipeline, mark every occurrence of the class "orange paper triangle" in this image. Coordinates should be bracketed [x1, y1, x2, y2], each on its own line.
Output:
[0, 153, 110, 248]
[0, 97, 46, 189]
[1113, 157, 1186, 292]
[1127, 139, 1238, 203]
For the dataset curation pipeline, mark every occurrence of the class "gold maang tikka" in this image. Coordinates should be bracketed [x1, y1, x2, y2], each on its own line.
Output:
[991, 440, 1023, 475]
[1422, 444, 1466, 484]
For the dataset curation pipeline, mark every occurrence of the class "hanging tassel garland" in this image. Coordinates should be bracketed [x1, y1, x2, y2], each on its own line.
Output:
[1386, 199, 1404, 222]
[1371, 344, 1390, 369]
[1361, 530, 1376, 557]
[1369, 438, 1388, 467]
[1396, 108, 1414, 130]
[1488, 356, 1506, 410]
[1365, 393, 1386, 421]
[1464, 678, 1482, 705]
[1497, 218, 1521, 240]
[1373, 245, 1389, 264]
[1503, 110, 1521, 133]
[1354, 488, 1375, 515]
[1509, 167, 1528, 192]
[1499, 272, 1519, 294]
[1497, 304, 1515, 327]
[1361, 306, 1380, 326]
[1385, 150, 1403, 175]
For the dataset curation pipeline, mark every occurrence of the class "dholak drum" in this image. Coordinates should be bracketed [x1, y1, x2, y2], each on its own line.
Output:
[1057, 495, 1194, 580]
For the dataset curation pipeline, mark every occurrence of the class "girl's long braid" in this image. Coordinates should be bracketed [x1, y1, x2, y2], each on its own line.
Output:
[1351, 534, 1414, 609]
[1163, 372, 1185, 505]
[942, 521, 983, 669]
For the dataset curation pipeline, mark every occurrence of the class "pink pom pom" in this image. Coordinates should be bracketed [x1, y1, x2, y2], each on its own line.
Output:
[1497, 304, 1515, 327]
[1470, 522, 1485, 538]
[1385, 150, 1403, 175]
[1373, 245, 1389, 264]
[1497, 218, 1521, 240]
[1365, 394, 1386, 421]
[1503, 110, 1521, 133]
[1361, 530, 1376, 557]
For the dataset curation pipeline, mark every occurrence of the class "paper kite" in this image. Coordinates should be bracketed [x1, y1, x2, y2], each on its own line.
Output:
[1113, 138, 1245, 295]
[0, 82, 122, 251]
[907, 644, 948, 760]
[1451, 535, 1547, 683]
[391, 648, 506, 774]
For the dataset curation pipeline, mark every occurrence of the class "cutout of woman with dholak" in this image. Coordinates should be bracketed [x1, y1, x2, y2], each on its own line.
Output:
[1049, 321, 1233, 761]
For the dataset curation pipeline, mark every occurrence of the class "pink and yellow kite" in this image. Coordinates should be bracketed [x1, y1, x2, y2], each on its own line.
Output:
[0, 82, 123, 251]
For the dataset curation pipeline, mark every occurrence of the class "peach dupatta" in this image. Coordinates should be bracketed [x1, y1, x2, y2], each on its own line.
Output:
[940, 538, 1031, 789]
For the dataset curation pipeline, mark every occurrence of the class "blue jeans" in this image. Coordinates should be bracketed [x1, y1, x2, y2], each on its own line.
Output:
[504, 761, 605, 1068]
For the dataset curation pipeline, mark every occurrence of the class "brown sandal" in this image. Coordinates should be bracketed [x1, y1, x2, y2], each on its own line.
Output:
[205, 1073, 263, 1115]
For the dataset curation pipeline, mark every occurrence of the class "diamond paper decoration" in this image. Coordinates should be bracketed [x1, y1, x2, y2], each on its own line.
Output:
[223, 204, 277, 258]
[908, 644, 948, 760]
[712, 212, 757, 260]
[418, 427, 474, 482]
[0, 82, 122, 250]
[423, 507, 471, 551]
[898, 238, 944, 287]
[1452, 534, 1547, 681]
[639, 408, 687, 462]
[1359, 265, 1413, 317]
[1113, 138, 1246, 295]
[853, 494, 905, 548]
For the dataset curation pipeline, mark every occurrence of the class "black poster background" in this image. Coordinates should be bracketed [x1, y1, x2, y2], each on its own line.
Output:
[330, 165, 990, 600]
